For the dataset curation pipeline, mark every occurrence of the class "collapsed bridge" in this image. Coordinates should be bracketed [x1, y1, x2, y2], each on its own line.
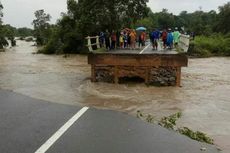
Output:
[87, 35, 189, 86]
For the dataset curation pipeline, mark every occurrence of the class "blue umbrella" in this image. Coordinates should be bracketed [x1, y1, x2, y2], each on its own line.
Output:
[136, 27, 146, 31]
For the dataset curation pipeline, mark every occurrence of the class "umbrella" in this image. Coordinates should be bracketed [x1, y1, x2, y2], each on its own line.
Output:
[136, 27, 146, 31]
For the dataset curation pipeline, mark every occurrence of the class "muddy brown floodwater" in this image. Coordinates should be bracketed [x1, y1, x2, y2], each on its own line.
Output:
[0, 40, 230, 152]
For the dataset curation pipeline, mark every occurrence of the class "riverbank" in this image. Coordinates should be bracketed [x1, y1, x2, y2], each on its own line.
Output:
[0, 40, 230, 152]
[188, 34, 230, 57]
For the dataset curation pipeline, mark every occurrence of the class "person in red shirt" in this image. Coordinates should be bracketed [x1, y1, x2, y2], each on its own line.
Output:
[139, 32, 146, 48]
[111, 31, 117, 50]
[161, 29, 168, 49]
[142, 32, 146, 46]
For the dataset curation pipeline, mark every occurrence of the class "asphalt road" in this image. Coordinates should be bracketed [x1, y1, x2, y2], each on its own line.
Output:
[0, 89, 220, 153]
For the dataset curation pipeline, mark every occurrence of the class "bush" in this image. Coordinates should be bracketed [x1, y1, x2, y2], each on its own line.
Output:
[42, 37, 63, 54]
[178, 127, 214, 144]
[40, 27, 86, 54]
[61, 32, 84, 54]
[188, 33, 230, 57]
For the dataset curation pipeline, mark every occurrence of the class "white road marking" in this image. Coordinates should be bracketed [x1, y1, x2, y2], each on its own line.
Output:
[139, 44, 151, 54]
[34, 107, 89, 153]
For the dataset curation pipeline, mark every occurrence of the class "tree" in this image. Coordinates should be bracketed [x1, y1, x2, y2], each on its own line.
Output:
[215, 2, 230, 33]
[117, 0, 149, 28]
[156, 9, 175, 29]
[74, 0, 149, 35]
[0, 1, 3, 24]
[32, 9, 51, 45]
[135, 8, 158, 31]
[42, 0, 149, 54]
[0, 2, 8, 49]
[17, 27, 33, 37]
[3, 24, 17, 46]
[176, 10, 217, 35]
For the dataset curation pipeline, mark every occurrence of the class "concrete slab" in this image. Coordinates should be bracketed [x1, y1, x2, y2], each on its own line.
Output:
[108, 42, 179, 55]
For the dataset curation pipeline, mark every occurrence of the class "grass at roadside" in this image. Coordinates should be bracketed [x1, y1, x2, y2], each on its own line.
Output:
[137, 111, 214, 145]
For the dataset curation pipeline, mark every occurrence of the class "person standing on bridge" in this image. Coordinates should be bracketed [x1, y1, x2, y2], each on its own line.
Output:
[124, 32, 128, 48]
[142, 31, 146, 46]
[155, 29, 160, 43]
[162, 29, 168, 49]
[173, 27, 181, 48]
[116, 31, 120, 47]
[105, 30, 111, 51]
[119, 32, 124, 48]
[99, 32, 105, 48]
[129, 30, 136, 50]
[139, 31, 146, 48]
[166, 28, 174, 50]
[111, 31, 117, 50]
[127, 30, 131, 48]
[150, 29, 158, 50]
[150, 29, 155, 50]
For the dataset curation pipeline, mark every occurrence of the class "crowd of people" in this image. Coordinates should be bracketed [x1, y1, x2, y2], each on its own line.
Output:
[149, 27, 181, 50]
[99, 29, 147, 51]
[99, 27, 182, 51]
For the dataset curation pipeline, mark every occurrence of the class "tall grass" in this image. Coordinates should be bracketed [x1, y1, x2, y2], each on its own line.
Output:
[188, 33, 230, 57]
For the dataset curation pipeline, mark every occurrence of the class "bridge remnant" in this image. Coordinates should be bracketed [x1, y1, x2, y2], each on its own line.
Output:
[85, 36, 100, 52]
[88, 53, 188, 86]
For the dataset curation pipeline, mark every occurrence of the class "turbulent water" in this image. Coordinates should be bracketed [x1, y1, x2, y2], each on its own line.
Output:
[0, 40, 230, 152]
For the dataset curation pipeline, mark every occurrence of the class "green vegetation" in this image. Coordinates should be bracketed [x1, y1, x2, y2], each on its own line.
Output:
[158, 112, 182, 130]
[215, 3, 230, 33]
[38, 1, 230, 55]
[188, 34, 230, 57]
[0, 2, 8, 49]
[39, 0, 149, 54]
[0, 24, 33, 47]
[137, 111, 214, 145]
[137, 2, 230, 57]
[32, 9, 52, 46]
[17, 27, 33, 38]
[178, 127, 214, 144]
[0, 0, 230, 56]
[3, 24, 17, 46]
[137, 2, 230, 36]
[0, 1, 33, 49]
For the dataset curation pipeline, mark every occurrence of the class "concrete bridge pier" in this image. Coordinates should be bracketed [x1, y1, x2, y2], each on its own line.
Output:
[88, 53, 188, 87]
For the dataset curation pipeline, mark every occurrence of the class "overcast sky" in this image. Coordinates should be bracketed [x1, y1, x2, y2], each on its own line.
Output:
[1, 0, 230, 28]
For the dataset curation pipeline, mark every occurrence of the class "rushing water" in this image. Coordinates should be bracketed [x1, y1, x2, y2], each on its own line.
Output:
[0, 40, 230, 152]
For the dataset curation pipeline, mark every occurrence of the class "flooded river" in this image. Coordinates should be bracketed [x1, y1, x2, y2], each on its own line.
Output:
[0, 40, 230, 152]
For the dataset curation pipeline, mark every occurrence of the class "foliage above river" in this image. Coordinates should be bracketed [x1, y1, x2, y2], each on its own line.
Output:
[37, 1, 230, 55]
[0, 0, 230, 55]
[37, 0, 149, 54]
[0, 1, 33, 49]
